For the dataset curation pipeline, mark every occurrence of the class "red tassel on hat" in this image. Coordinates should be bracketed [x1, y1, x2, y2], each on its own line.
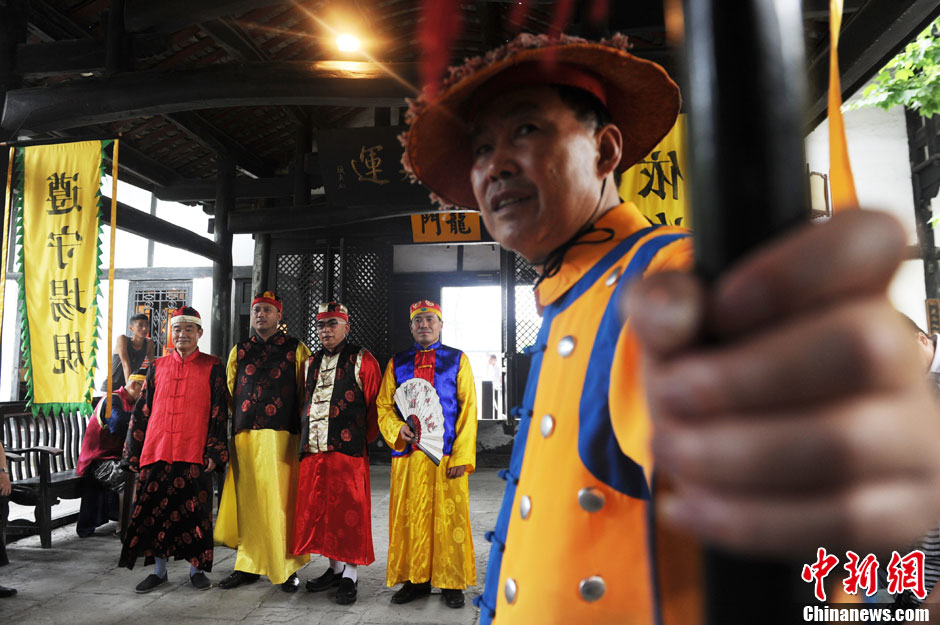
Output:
[418, 0, 462, 95]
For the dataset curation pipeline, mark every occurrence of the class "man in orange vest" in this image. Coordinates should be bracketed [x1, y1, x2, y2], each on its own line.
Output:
[401, 31, 940, 625]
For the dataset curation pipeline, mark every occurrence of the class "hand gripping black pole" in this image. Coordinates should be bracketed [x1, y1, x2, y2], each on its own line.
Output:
[681, 1, 811, 623]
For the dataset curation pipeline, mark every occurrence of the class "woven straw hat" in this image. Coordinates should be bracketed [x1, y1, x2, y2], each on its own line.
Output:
[401, 33, 680, 210]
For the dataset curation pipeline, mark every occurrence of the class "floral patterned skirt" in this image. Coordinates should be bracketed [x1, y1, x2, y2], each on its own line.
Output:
[119, 461, 215, 571]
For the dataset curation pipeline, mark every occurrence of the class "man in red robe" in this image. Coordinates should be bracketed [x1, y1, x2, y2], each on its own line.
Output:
[119, 306, 229, 593]
[292, 302, 381, 605]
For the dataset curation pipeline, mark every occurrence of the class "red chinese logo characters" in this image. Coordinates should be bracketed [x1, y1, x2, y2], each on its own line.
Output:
[801, 548, 926, 602]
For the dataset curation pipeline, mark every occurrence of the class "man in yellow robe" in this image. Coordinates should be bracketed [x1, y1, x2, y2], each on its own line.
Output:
[377, 299, 477, 609]
[214, 292, 310, 591]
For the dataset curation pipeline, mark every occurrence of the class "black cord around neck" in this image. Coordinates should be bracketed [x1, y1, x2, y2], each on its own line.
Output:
[533, 179, 615, 289]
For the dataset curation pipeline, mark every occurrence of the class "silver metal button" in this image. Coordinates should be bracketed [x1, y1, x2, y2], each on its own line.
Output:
[578, 487, 606, 513]
[579, 576, 606, 602]
[557, 336, 576, 357]
[505, 578, 517, 604]
[606, 268, 621, 287]
[519, 495, 531, 520]
[540, 414, 555, 438]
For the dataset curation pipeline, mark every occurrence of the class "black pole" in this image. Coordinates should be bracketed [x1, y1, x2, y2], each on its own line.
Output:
[682, 1, 810, 623]
[211, 157, 234, 358]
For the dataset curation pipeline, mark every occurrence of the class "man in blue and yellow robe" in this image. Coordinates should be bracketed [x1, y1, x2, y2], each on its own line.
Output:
[377, 299, 477, 609]
[397, 34, 697, 625]
[214, 292, 310, 591]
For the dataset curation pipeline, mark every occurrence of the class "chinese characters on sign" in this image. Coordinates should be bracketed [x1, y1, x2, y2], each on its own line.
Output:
[637, 150, 683, 202]
[926, 299, 940, 335]
[350, 145, 390, 185]
[46, 172, 82, 215]
[801, 547, 926, 602]
[410, 212, 482, 243]
[317, 126, 431, 207]
[619, 114, 689, 228]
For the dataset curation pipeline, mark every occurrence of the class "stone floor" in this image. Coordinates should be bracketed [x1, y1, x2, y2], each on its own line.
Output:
[0, 465, 503, 625]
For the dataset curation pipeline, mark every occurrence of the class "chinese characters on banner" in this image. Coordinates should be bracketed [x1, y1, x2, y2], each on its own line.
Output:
[16, 140, 104, 416]
[317, 126, 432, 207]
[410, 212, 482, 243]
[618, 114, 689, 229]
[801, 547, 926, 602]
[926, 298, 940, 335]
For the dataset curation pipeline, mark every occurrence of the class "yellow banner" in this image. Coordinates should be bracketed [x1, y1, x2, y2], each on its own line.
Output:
[19, 140, 102, 415]
[411, 212, 481, 242]
[828, 0, 858, 211]
[619, 113, 689, 229]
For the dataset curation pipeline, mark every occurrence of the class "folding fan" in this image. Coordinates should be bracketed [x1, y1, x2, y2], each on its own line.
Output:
[393, 378, 446, 465]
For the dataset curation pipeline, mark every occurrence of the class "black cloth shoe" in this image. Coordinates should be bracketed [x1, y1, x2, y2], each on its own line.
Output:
[306, 567, 342, 592]
[0, 585, 17, 598]
[390, 580, 432, 604]
[190, 572, 211, 590]
[335, 577, 358, 605]
[135, 573, 168, 594]
[442, 588, 465, 608]
[218, 570, 260, 589]
[281, 574, 300, 593]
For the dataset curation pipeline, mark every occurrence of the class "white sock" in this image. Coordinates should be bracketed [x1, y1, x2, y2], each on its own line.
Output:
[329, 559, 344, 574]
[190, 564, 200, 577]
[154, 557, 167, 578]
[342, 564, 357, 583]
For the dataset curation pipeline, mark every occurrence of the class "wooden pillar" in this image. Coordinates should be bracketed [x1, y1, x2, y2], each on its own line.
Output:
[211, 157, 234, 357]
[250, 232, 270, 297]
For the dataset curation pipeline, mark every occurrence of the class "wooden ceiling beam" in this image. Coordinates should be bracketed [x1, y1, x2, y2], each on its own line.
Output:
[124, 0, 286, 34]
[164, 110, 275, 178]
[805, 0, 940, 130]
[227, 204, 465, 235]
[201, 17, 308, 127]
[158, 175, 297, 202]
[1, 61, 419, 133]
[27, 0, 96, 41]
[101, 195, 225, 262]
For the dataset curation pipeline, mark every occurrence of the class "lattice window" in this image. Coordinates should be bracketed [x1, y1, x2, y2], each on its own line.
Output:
[514, 254, 541, 353]
[343, 247, 392, 364]
[276, 252, 326, 349]
[128, 281, 192, 356]
[274, 247, 391, 362]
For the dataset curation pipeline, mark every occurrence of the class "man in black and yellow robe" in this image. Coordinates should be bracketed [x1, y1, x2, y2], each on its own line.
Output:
[214, 292, 310, 592]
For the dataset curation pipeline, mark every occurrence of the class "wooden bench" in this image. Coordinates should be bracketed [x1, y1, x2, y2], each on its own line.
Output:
[0, 450, 23, 566]
[1, 405, 86, 548]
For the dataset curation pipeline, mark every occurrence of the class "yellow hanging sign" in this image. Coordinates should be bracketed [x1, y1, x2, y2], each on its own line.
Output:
[619, 113, 690, 229]
[16, 140, 104, 416]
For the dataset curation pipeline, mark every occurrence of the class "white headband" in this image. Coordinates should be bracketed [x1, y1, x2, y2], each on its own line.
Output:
[171, 315, 202, 327]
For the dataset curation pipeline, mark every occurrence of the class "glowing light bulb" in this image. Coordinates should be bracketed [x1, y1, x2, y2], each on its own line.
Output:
[337, 34, 361, 52]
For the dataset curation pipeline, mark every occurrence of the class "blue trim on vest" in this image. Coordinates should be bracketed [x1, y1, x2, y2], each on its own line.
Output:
[390, 341, 462, 458]
[577, 232, 687, 499]
[648, 471, 664, 625]
[479, 226, 686, 624]
[478, 310, 554, 624]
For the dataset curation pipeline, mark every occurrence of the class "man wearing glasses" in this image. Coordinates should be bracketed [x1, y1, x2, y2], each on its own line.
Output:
[215, 292, 311, 592]
[292, 301, 382, 605]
